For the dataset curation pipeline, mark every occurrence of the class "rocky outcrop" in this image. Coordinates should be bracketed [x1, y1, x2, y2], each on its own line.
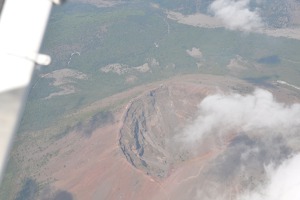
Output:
[118, 77, 257, 179]
[119, 84, 206, 178]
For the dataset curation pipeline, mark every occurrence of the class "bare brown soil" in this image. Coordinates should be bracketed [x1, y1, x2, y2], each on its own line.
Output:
[69, 0, 122, 7]
[13, 74, 300, 200]
[167, 10, 300, 40]
[42, 68, 87, 99]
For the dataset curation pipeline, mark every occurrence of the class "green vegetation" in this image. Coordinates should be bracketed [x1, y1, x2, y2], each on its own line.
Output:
[15, 179, 38, 200]
[2, 1, 300, 198]
[18, 1, 300, 133]
[0, 158, 20, 200]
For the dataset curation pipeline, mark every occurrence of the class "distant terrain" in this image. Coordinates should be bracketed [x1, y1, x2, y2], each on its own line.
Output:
[1, 0, 300, 199]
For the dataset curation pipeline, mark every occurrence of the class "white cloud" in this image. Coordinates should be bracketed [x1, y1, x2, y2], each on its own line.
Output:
[180, 89, 300, 143]
[238, 154, 300, 200]
[177, 88, 300, 199]
[209, 0, 263, 31]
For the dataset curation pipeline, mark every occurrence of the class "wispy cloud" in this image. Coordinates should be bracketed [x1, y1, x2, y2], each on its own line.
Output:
[238, 154, 300, 200]
[177, 88, 300, 199]
[209, 0, 264, 31]
[180, 89, 300, 143]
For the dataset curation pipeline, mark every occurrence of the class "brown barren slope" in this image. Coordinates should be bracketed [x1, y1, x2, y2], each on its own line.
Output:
[12, 74, 300, 200]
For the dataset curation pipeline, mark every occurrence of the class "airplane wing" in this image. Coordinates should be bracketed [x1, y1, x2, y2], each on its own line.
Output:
[0, 0, 64, 184]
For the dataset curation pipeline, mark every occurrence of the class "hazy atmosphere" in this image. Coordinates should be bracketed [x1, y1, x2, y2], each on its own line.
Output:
[1, 0, 300, 199]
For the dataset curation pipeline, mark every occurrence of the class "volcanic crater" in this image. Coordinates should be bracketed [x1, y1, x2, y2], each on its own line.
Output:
[119, 75, 257, 179]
